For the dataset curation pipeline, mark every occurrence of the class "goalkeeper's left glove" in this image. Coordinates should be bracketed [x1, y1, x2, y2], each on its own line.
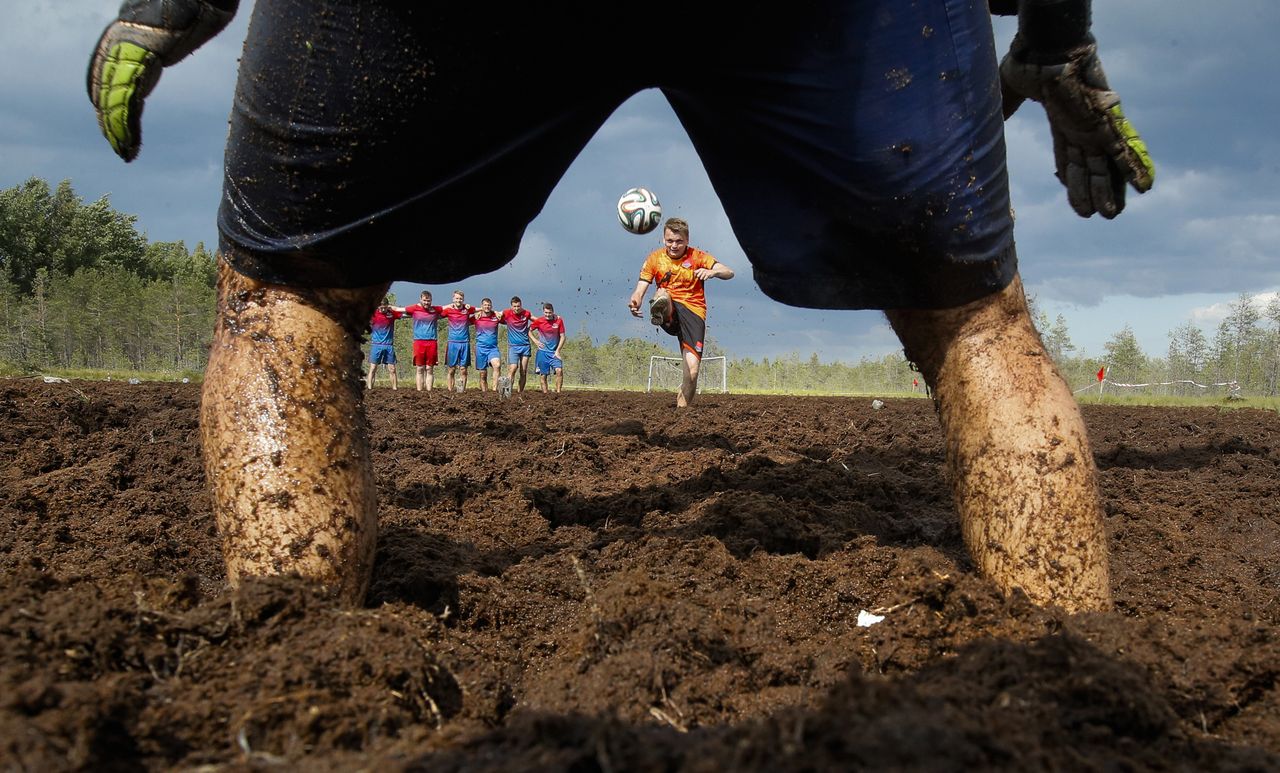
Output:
[1000, 37, 1155, 219]
[87, 0, 238, 162]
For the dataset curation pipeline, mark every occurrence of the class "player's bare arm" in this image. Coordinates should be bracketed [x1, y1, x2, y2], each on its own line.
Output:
[628, 279, 653, 317]
[693, 263, 734, 282]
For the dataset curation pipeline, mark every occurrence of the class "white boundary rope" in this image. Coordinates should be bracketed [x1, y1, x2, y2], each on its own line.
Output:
[1074, 377, 1241, 396]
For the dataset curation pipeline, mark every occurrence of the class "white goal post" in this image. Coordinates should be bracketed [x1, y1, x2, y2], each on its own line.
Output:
[647, 355, 727, 394]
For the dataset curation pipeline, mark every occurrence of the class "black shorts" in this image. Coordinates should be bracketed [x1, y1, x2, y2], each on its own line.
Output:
[661, 303, 707, 360]
[219, 0, 1015, 310]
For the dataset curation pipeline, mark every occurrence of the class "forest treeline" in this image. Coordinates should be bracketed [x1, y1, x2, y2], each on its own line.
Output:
[0, 178, 217, 376]
[3, 178, 1280, 396]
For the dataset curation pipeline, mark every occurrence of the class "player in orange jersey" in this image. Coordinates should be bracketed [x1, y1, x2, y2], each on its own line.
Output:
[628, 218, 734, 408]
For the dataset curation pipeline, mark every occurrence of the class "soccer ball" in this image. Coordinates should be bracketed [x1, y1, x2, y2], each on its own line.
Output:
[617, 187, 663, 234]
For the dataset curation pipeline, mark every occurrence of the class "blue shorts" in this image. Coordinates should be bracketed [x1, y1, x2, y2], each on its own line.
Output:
[536, 349, 563, 375]
[446, 341, 470, 368]
[476, 342, 501, 369]
[369, 344, 396, 365]
[507, 344, 531, 363]
[220, 1, 1012, 310]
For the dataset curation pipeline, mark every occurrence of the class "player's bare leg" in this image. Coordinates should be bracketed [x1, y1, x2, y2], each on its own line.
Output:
[479, 368, 490, 392]
[886, 274, 1111, 612]
[365, 362, 375, 389]
[459, 367, 469, 391]
[447, 366, 457, 392]
[415, 365, 425, 391]
[676, 349, 701, 408]
[388, 364, 398, 390]
[425, 365, 434, 391]
[517, 358, 529, 391]
[201, 260, 385, 605]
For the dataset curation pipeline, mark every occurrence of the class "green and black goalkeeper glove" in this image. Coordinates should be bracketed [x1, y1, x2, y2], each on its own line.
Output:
[1000, 37, 1155, 219]
[87, 0, 238, 162]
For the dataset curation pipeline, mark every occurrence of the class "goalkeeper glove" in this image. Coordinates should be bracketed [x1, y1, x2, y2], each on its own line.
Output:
[1000, 37, 1155, 219]
[87, 0, 238, 162]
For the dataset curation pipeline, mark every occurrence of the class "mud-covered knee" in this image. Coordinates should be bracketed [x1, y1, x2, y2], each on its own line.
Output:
[215, 256, 387, 336]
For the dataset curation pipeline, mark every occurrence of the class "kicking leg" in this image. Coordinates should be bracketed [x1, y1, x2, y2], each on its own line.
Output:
[885, 274, 1111, 612]
[677, 349, 701, 408]
[201, 260, 386, 605]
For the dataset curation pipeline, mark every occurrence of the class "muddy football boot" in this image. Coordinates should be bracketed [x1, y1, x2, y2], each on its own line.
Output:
[649, 290, 671, 327]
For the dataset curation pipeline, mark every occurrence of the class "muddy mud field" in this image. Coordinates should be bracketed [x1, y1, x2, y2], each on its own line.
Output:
[1, 379, 1277, 769]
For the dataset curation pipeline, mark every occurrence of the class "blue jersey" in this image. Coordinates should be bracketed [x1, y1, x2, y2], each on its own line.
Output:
[404, 303, 443, 340]
[441, 304, 475, 343]
[369, 309, 402, 346]
[501, 308, 533, 346]
[532, 314, 565, 350]
[474, 311, 500, 347]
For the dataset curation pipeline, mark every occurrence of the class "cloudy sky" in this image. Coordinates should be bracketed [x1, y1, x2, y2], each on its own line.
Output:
[5, 2, 1279, 376]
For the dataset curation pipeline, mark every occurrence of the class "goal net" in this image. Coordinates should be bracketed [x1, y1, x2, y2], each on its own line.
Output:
[647, 355, 727, 394]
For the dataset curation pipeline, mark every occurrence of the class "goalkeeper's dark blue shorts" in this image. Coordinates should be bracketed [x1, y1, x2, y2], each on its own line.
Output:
[219, 0, 1015, 311]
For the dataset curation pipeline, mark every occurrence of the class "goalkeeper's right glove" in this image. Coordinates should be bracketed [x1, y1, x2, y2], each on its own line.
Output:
[87, 0, 238, 162]
[1000, 37, 1155, 219]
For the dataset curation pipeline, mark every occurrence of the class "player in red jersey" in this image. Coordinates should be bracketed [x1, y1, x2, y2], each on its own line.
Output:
[629, 218, 734, 408]
[365, 297, 405, 390]
[531, 302, 566, 394]
[402, 290, 444, 391]
[441, 290, 476, 392]
[473, 298, 504, 393]
[500, 296, 534, 394]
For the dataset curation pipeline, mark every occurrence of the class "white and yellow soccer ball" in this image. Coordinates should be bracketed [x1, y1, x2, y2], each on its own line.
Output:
[616, 187, 663, 234]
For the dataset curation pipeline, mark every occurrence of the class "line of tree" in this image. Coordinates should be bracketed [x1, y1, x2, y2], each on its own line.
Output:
[1, 178, 217, 374]
[5, 177, 1280, 396]
[1030, 295, 1280, 397]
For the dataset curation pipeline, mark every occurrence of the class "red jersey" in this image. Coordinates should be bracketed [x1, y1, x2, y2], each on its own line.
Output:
[403, 304, 444, 341]
[500, 308, 534, 347]
[531, 314, 565, 350]
[440, 304, 476, 343]
[369, 308, 403, 346]
[638, 246, 718, 319]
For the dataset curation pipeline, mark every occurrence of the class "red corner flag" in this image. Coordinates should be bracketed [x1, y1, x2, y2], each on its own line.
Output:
[1096, 366, 1105, 382]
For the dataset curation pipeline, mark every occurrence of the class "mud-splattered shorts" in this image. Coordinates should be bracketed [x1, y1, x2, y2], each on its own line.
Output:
[219, 0, 1015, 310]
[661, 302, 707, 361]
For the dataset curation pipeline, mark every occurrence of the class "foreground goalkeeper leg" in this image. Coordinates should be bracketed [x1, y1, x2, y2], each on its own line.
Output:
[886, 274, 1111, 612]
[201, 260, 387, 606]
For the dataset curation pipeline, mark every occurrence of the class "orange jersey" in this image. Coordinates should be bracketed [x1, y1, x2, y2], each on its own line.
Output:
[638, 247, 718, 320]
